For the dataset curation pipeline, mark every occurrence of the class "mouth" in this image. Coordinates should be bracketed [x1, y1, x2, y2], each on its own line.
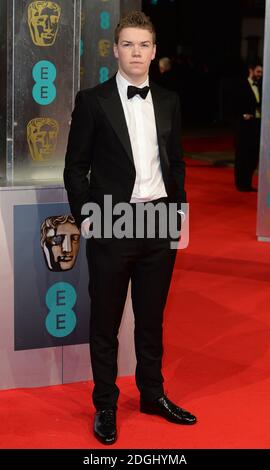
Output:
[42, 34, 54, 39]
[58, 256, 73, 262]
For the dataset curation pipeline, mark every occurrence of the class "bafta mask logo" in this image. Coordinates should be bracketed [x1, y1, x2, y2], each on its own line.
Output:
[27, 118, 59, 162]
[41, 215, 80, 272]
[80, 65, 85, 78]
[81, 12, 86, 29]
[98, 39, 111, 57]
[28, 1, 61, 47]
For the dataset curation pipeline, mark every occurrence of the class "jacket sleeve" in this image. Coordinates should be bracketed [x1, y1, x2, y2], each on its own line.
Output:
[64, 90, 95, 228]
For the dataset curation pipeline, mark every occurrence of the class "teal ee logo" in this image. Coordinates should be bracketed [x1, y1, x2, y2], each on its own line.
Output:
[45, 282, 77, 337]
[80, 39, 84, 56]
[32, 60, 56, 105]
[100, 11, 110, 30]
[99, 66, 109, 83]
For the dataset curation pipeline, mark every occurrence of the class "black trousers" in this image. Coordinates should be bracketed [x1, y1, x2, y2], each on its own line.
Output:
[86, 206, 177, 410]
[234, 119, 261, 190]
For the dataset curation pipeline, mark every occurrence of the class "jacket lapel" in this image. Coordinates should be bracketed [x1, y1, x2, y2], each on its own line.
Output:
[150, 81, 170, 168]
[97, 76, 134, 166]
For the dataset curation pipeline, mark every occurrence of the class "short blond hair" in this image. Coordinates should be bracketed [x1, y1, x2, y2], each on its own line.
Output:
[114, 10, 156, 44]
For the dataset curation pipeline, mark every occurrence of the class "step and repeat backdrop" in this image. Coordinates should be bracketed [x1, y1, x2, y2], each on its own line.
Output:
[257, 0, 270, 242]
[0, 0, 141, 390]
[2, 0, 140, 182]
[7, 0, 81, 182]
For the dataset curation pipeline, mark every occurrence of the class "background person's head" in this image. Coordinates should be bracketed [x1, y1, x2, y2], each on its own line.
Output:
[158, 57, 171, 74]
[114, 11, 156, 85]
[41, 215, 80, 272]
[248, 61, 263, 83]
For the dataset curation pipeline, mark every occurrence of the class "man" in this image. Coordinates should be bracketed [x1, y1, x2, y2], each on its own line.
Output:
[234, 61, 263, 192]
[64, 11, 197, 445]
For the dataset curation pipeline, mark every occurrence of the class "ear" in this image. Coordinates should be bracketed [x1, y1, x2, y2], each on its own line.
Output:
[151, 44, 156, 61]
[113, 43, 119, 59]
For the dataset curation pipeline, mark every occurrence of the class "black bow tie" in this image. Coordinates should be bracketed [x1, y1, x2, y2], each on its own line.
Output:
[127, 85, 150, 100]
[253, 81, 258, 86]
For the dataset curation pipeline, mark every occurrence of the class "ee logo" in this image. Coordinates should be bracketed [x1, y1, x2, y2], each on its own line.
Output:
[32, 60, 56, 105]
[100, 11, 110, 30]
[80, 39, 84, 57]
[99, 66, 109, 83]
[45, 282, 77, 337]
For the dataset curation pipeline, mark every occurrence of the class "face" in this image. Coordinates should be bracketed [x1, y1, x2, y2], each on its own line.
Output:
[250, 66, 263, 81]
[28, 1, 61, 46]
[44, 222, 80, 271]
[114, 27, 156, 84]
[27, 118, 58, 161]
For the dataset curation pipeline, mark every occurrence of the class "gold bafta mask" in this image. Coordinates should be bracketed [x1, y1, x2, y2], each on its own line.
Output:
[28, 1, 61, 46]
[41, 215, 80, 272]
[27, 118, 59, 161]
[81, 12, 86, 28]
[80, 65, 85, 78]
[98, 39, 111, 57]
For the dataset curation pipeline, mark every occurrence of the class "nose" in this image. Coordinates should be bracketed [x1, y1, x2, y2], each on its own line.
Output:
[43, 134, 52, 149]
[62, 235, 72, 253]
[44, 17, 53, 33]
[132, 44, 141, 56]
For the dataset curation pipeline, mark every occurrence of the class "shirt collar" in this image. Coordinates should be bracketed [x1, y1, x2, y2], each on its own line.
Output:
[116, 71, 149, 97]
[248, 77, 256, 87]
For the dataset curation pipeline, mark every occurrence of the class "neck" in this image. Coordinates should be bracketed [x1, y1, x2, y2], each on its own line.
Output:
[118, 68, 148, 86]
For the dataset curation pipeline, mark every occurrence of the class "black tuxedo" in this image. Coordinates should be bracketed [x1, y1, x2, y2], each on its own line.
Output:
[64, 76, 186, 409]
[64, 76, 186, 226]
[234, 78, 262, 190]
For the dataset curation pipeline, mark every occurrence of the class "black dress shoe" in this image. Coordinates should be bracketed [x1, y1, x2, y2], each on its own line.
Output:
[94, 408, 117, 445]
[140, 395, 197, 425]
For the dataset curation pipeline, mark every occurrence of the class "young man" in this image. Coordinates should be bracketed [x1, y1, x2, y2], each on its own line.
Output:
[234, 61, 263, 192]
[64, 11, 197, 445]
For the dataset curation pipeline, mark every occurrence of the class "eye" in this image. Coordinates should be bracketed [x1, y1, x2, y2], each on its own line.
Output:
[51, 16, 58, 24]
[49, 132, 57, 139]
[35, 132, 45, 142]
[48, 235, 64, 246]
[36, 17, 45, 25]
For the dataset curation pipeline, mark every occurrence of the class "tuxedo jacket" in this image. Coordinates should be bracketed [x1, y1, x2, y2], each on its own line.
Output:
[235, 78, 262, 121]
[64, 75, 186, 227]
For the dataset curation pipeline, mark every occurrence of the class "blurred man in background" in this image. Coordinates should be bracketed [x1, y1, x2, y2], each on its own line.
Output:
[234, 61, 263, 192]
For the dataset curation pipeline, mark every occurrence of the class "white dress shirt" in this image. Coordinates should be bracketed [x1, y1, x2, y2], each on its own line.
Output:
[116, 71, 167, 202]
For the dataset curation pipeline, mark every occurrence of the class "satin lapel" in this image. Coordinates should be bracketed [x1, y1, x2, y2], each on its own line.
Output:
[150, 83, 170, 167]
[97, 78, 134, 166]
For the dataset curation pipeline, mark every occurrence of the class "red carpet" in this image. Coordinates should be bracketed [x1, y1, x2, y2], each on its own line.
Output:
[1, 162, 270, 449]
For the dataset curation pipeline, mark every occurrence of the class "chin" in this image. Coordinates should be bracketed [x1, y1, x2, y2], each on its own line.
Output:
[60, 263, 74, 271]
[130, 69, 146, 77]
